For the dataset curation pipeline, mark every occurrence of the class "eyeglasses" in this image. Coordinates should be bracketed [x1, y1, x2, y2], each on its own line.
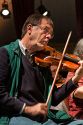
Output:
[34, 25, 54, 39]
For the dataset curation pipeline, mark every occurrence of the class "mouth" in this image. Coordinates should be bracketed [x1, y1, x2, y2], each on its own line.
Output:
[41, 40, 48, 46]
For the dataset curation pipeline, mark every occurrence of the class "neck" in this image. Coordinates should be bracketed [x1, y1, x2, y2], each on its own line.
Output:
[21, 35, 32, 52]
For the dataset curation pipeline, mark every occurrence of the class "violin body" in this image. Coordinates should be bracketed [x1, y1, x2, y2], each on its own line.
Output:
[35, 45, 80, 72]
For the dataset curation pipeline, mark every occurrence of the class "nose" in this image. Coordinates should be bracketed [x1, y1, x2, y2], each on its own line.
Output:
[46, 33, 53, 40]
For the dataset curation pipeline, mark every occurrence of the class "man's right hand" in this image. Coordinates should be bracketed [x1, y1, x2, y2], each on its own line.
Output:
[23, 103, 48, 117]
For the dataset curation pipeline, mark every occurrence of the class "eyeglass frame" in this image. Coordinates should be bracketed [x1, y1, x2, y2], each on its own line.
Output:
[33, 25, 54, 39]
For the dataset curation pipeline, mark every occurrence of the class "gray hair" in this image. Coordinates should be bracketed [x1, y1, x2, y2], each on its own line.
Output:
[74, 39, 83, 59]
[21, 13, 54, 38]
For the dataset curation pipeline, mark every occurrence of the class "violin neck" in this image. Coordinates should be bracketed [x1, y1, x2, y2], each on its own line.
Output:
[64, 54, 79, 64]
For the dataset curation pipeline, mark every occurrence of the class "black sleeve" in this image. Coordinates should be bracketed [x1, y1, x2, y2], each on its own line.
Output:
[52, 79, 78, 106]
[0, 47, 24, 115]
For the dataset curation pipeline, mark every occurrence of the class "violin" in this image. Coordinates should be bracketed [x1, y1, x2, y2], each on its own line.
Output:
[34, 45, 80, 72]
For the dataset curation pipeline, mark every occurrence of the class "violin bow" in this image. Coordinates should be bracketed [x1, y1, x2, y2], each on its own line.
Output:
[46, 31, 72, 105]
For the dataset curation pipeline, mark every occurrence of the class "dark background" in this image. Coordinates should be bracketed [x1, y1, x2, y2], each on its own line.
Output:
[0, 0, 83, 53]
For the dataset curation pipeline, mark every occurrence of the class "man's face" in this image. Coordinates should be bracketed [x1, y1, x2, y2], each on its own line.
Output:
[29, 18, 54, 51]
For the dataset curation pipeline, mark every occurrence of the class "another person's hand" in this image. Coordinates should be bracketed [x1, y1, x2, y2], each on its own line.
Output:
[23, 103, 48, 117]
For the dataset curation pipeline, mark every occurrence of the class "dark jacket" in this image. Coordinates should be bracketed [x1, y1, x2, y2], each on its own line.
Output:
[0, 40, 24, 124]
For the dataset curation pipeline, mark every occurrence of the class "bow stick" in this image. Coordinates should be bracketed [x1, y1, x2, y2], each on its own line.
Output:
[46, 31, 72, 105]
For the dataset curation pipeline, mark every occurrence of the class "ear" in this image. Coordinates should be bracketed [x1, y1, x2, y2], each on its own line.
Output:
[26, 24, 32, 35]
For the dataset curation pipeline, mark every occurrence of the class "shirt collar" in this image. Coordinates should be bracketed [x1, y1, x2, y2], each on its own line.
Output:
[18, 40, 34, 63]
[18, 40, 27, 55]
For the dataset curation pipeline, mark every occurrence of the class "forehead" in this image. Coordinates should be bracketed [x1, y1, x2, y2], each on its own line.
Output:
[40, 18, 53, 29]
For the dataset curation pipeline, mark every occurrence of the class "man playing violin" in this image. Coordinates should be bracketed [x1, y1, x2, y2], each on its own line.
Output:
[0, 13, 83, 125]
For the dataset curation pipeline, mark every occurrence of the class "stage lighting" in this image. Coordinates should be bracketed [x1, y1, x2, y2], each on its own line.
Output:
[0, 0, 11, 18]
[36, 0, 50, 16]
